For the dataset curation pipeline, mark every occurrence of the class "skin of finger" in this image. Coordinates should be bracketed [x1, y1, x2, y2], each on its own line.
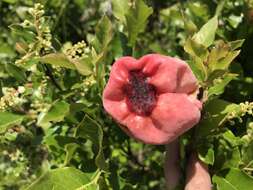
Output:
[185, 153, 212, 190]
[164, 139, 181, 190]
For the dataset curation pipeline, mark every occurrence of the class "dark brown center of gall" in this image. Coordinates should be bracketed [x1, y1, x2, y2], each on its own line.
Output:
[124, 70, 157, 116]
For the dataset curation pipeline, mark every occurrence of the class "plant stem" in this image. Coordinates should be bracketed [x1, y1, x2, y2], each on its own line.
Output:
[164, 139, 181, 190]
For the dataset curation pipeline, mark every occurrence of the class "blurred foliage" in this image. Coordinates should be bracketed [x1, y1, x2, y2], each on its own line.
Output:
[0, 0, 253, 190]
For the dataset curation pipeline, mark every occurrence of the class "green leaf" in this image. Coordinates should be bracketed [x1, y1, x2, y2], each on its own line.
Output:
[223, 147, 241, 169]
[26, 167, 97, 190]
[228, 39, 245, 51]
[187, 58, 207, 82]
[75, 115, 107, 171]
[37, 101, 70, 127]
[213, 175, 237, 190]
[93, 16, 113, 53]
[196, 99, 232, 137]
[214, 50, 240, 70]
[2, 0, 17, 3]
[208, 41, 229, 70]
[193, 15, 218, 47]
[184, 38, 208, 60]
[0, 112, 24, 133]
[44, 135, 78, 152]
[9, 24, 36, 42]
[184, 38, 208, 81]
[214, 168, 253, 190]
[73, 57, 93, 76]
[225, 168, 253, 189]
[64, 143, 79, 166]
[198, 147, 215, 165]
[111, 0, 129, 23]
[39, 53, 76, 69]
[4, 63, 26, 82]
[125, 0, 153, 46]
[208, 74, 237, 97]
[0, 42, 15, 58]
[208, 40, 243, 71]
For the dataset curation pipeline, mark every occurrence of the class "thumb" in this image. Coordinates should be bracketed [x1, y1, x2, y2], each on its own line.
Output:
[185, 152, 212, 190]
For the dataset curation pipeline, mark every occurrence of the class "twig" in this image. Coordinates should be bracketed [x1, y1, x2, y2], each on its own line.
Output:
[43, 64, 63, 91]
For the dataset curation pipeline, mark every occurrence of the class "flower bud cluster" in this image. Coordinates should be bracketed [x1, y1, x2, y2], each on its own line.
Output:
[83, 76, 96, 93]
[36, 25, 52, 54]
[0, 87, 25, 111]
[227, 101, 253, 124]
[28, 81, 50, 118]
[30, 4, 52, 54]
[242, 122, 253, 143]
[64, 41, 90, 60]
[28, 3, 45, 18]
[15, 3, 52, 65]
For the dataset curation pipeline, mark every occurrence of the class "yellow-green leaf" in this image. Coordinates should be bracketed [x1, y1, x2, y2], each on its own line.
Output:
[39, 53, 76, 69]
[193, 15, 218, 47]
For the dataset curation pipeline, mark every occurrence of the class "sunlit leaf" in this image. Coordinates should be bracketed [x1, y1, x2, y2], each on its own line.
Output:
[184, 38, 208, 60]
[39, 53, 76, 69]
[213, 168, 253, 190]
[64, 143, 79, 166]
[187, 58, 207, 82]
[208, 74, 237, 97]
[193, 15, 218, 47]
[228, 39, 245, 51]
[184, 38, 208, 81]
[213, 175, 237, 190]
[213, 51, 241, 70]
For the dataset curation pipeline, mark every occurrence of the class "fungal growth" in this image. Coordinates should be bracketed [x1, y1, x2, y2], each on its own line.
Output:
[124, 70, 157, 116]
[103, 54, 202, 144]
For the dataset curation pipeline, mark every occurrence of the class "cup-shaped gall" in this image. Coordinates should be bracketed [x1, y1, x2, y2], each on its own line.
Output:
[103, 54, 202, 144]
